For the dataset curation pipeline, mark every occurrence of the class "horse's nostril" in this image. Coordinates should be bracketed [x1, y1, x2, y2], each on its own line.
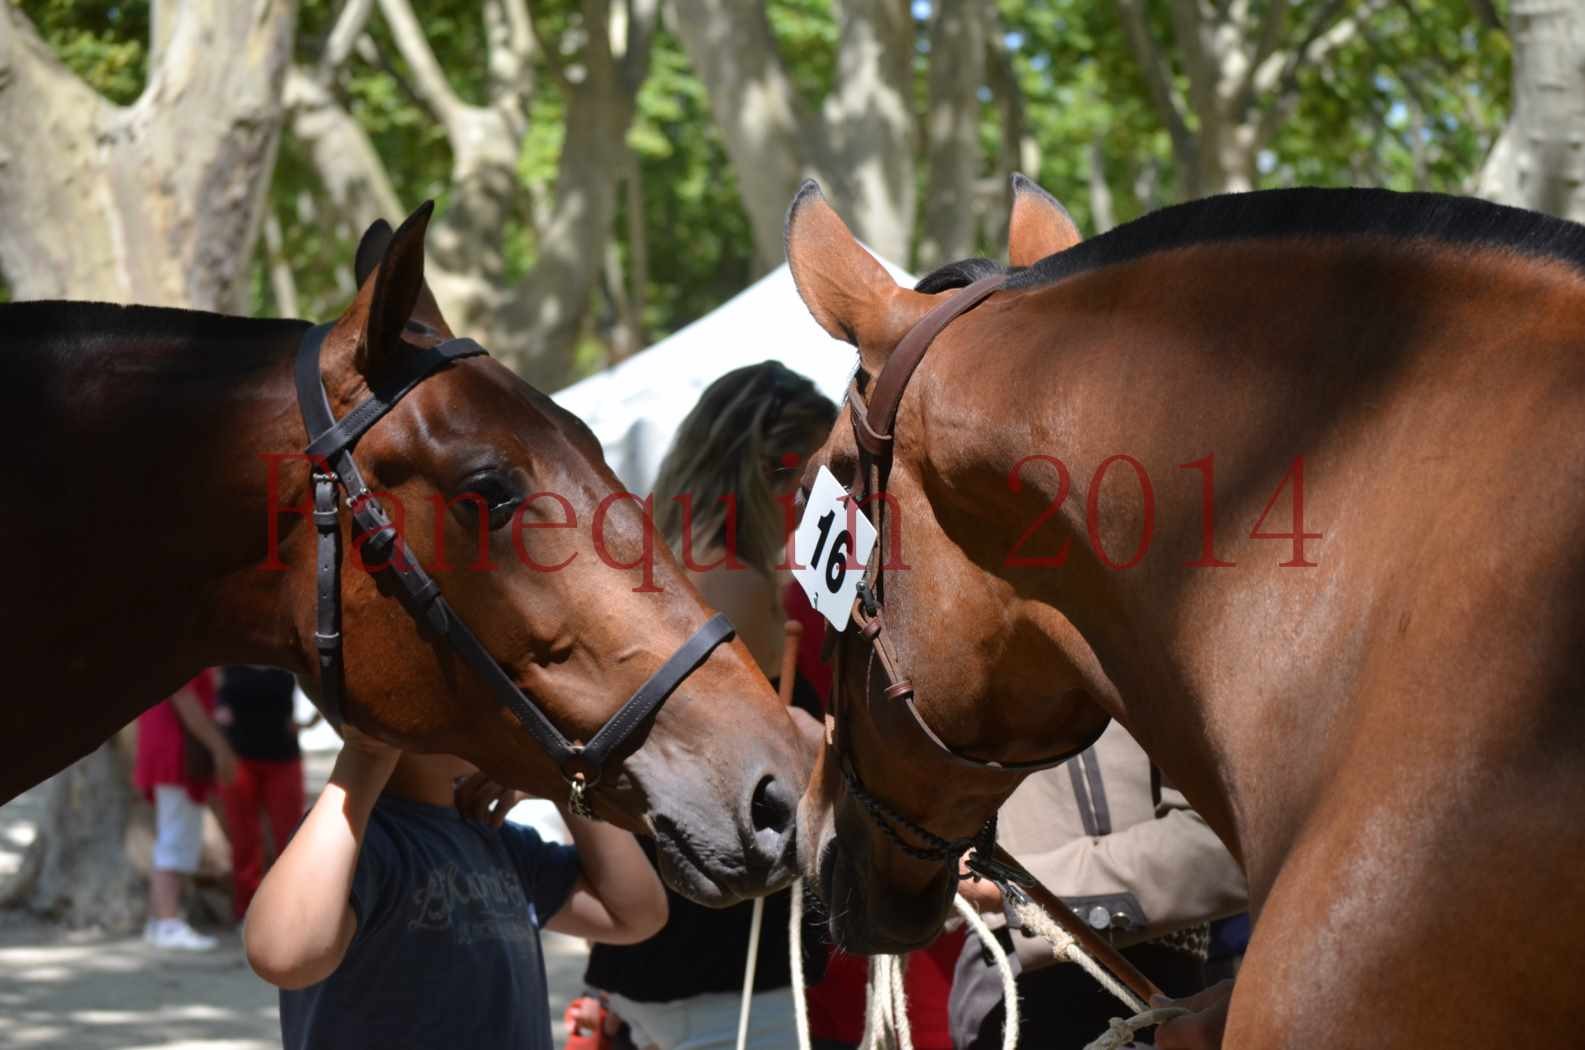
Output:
[750, 774, 795, 837]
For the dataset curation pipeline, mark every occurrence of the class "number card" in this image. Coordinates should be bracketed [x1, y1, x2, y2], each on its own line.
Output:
[792, 466, 878, 632]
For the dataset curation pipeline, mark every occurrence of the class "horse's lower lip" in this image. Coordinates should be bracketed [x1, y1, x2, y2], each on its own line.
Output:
[818, 841, 937, 953]
[652, 818, 740, 907]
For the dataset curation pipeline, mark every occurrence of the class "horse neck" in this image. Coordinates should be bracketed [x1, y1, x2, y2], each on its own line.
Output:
[11, 304, 316, 680]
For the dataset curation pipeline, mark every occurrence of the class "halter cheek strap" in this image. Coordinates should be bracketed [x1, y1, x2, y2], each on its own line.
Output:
[832, 275, 1098, 872]
[293, 323, 735, 818]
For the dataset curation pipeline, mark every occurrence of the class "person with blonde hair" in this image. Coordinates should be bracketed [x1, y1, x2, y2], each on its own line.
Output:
[582, 361, 835, 1050]
[649, 361, 836, 671]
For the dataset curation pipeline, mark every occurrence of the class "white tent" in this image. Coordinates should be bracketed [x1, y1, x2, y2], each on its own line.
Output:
[552, 255, 913, 494]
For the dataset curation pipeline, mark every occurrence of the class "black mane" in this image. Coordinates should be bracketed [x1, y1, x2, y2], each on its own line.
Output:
[0, 300, 308, 351]
[914, 188, 1585, 294]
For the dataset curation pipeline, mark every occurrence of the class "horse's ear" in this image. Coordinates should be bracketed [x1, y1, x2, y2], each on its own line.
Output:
[357, 201, 432, 374]
[354, 219, 394, 288]
[785, 180, 933, 374]
[1008, 173, 1081, 267]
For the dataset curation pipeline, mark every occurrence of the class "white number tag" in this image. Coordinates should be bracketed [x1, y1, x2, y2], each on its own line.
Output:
[792, 466, 878, 632]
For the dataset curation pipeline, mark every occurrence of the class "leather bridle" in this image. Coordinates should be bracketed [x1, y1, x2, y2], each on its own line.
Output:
[830, 274, 1096, 883]
[293, 321, 735, 820]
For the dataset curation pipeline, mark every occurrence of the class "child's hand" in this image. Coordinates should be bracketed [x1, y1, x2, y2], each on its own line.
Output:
[452, 771, 526, 828]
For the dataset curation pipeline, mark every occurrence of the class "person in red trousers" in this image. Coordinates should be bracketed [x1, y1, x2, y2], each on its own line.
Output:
[213, 665, 310, 922]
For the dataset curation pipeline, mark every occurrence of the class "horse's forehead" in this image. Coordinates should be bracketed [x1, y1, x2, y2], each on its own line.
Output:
[393, 358, 567, 458]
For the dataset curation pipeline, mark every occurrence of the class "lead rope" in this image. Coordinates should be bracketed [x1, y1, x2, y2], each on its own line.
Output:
[737, 621, 813, 1050]
[1001, 895, 1190, 1049]
[859, 953, 913, 1050]
[954, 894, 1020, 1050]
[1005, 895, 1148, 1015]
[735, 894, 766, 1050]
[814, 887, 1187, 1050]
[789, 879, 812, 1050]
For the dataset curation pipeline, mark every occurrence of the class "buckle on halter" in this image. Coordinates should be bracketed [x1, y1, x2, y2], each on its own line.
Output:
[566, 771, 597, 821]
[855, 580, 879, 617]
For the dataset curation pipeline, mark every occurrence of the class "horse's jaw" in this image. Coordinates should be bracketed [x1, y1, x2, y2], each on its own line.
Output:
[803, 790, 957, 954]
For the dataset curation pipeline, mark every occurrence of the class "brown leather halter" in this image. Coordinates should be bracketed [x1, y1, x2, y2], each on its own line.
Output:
[294, 321, 735, 820]
[832, 275, 1162, 1004]
[832, 274, 1099, 874]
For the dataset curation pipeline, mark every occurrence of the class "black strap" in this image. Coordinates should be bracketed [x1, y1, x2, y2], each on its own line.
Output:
[578, 612, 735, 774]
[306, 338, 486, 462]
[312, 470, 344, 727]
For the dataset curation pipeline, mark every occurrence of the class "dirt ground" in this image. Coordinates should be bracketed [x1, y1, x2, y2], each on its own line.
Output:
[0, 750, 591, 1049]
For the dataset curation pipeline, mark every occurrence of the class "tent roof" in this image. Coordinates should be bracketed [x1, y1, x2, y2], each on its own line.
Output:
[551, 255, 913, 494]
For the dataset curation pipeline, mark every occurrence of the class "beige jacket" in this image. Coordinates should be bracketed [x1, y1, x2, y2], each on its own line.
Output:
[992, 720, 1247, 968]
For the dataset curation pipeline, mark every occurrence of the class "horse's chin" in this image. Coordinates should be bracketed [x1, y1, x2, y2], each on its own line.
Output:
[652, 821, 740, 908]
[817, 838, 953, 954]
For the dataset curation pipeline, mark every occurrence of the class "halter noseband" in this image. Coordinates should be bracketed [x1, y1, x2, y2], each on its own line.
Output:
[293, 321, 734, 819]
[832, 274, 1092, 880]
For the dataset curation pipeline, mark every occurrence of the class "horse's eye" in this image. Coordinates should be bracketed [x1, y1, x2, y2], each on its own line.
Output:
[462, 473, 522, 531]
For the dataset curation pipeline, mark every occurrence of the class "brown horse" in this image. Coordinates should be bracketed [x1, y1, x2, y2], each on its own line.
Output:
[0, 204, 807, 905]
[787, 177, 1585, 1044]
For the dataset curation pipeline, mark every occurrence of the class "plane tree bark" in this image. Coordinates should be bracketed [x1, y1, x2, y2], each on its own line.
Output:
[1478, 0, 1585, 222]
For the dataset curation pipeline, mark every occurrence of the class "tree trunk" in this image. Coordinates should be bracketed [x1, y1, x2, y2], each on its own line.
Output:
[1478, 0, 1585, 222]
[0, 1, 295, 311]
[1089, 138, 1117, 234]
[1114, 0, 1376, 199]
[486, 0, 653, 387]
[673, 0, 923, 270]
[2, 746, 144, 932]
[0, 0, 295, 927]
[283, 65, 405, 241]
[669, 0, 813, 273]
[918, 0, 986, 271]
[822, 0, 917, 264]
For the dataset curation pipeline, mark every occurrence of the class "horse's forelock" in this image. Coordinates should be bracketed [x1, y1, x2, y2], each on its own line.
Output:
[913, 257, 1007, 294]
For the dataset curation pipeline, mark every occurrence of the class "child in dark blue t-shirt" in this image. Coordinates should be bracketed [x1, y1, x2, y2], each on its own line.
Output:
[243, 727, 667, 1050]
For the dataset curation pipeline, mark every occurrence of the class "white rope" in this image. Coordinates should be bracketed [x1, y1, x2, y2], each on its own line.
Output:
[1006, 896, 1148, 1015]
[888, 954, 912, 1050]
[857, 952, 913, 1050]
[789, 879, 812, 1050]
[859, 953, 887, 1050]
[735, 896, 765, 1050]
[812, 887, 1182, 1050]
[953, 894, 1019, 1050]
[1080, 1007, 1191, 1050]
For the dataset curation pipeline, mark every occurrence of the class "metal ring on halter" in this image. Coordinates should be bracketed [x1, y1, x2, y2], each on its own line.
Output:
[566, 773, 596, 821]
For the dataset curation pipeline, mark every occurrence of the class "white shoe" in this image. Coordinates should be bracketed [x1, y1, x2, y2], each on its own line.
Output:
[143, 918, 218, 952]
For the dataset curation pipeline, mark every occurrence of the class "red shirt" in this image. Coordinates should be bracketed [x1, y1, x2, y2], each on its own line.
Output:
[133, 669, 218, 803]
[783, 585, 962, 1049]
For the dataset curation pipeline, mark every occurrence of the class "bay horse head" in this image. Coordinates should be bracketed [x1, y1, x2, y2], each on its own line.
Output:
[288, 202, 807, 904]
[785, 178, 1114, 950]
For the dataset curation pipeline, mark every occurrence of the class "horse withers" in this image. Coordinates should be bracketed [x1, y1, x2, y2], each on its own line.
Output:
[0, 203, 808, 906]
[786, 176, 1585, 1044]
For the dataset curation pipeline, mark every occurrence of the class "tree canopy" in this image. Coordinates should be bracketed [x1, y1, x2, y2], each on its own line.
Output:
[9, 0, 1514, 379]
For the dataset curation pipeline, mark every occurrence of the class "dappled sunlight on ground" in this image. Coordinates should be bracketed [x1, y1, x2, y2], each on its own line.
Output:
[0, 919, 275, 1049]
